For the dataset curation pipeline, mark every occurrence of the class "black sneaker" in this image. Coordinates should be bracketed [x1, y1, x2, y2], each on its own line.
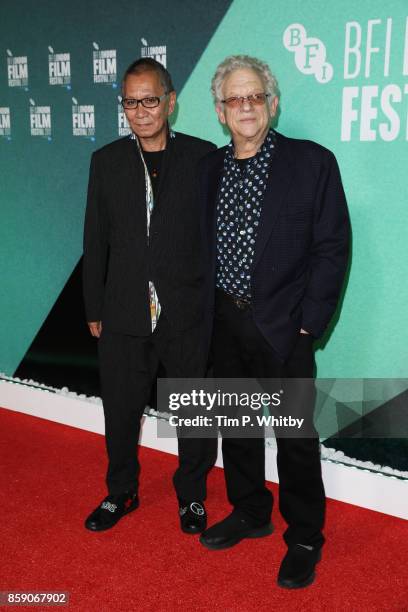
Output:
[85, 491, 139, 531]
[277, 543, 322, 589]
[199, 511, 273, 550]
[179, 500, 207, 534]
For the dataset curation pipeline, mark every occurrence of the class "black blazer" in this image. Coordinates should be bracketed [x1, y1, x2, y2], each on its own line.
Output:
[200, 131, 351, 361]
[83, 132, 216, 335]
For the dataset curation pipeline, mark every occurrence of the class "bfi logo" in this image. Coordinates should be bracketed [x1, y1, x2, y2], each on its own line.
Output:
[92, 43, 117, 83]
[0, 107, 11, 137]
[72, 97, 95, 136]
[48, 46, 71, 86]
[7, 50, 28, 87]
[29, 100, 51, 137]
[141, 38, 167, 67]
[283, 23, 333, 83]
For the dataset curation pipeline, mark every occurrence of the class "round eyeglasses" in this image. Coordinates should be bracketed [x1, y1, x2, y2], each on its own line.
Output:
[121, 93, 168, 109]
[221, 93, 271, 108]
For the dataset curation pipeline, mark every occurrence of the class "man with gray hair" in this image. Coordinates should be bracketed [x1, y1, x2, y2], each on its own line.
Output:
[199, 55, 350, 589]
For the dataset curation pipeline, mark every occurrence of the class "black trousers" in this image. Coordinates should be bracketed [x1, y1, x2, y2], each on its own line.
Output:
[212, 290, 325, 548]
[98, 314, 217, 501]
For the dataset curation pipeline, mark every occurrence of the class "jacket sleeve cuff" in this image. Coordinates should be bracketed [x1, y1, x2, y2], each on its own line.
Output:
[301, 296, 337, 339]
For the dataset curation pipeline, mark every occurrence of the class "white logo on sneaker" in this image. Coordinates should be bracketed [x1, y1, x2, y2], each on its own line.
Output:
[297, 543, 314, 551]
[101, 501, 117, 513]
[190, 502, 205, 516]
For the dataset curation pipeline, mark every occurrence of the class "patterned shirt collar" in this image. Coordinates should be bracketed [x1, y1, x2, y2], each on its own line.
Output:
[225, 128, 276, 167]
[129, 125, 175, 146]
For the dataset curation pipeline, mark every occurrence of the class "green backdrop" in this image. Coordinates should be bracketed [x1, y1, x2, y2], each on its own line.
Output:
[1, 0, 407, 387]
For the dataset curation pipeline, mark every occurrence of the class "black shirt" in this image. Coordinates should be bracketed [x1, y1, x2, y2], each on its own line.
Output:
[143, 149, 165, 197]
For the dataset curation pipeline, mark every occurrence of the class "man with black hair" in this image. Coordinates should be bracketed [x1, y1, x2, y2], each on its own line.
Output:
[83, 58, 217, 533]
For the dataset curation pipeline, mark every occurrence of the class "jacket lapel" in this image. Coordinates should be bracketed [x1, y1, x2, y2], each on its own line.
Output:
[125, 136, 146, 205]
[204, 149, 225, 269]
[251, 132, 294, 270]
[154, 128, 174, 207]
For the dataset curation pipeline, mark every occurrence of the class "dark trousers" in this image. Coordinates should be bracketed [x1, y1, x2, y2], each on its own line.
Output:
[212, 290, 325, 548]
[98, 314, 217, 501]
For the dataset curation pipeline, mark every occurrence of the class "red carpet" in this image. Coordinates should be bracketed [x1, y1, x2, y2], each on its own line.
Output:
[0, 407, 407, 611]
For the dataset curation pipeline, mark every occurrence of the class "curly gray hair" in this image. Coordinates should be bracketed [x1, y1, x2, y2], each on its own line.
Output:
[211, 55, 279, 103]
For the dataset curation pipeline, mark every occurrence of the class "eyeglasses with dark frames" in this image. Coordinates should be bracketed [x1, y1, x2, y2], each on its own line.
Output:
[221, 93, 271, 108]
[121, 93, 168, 109]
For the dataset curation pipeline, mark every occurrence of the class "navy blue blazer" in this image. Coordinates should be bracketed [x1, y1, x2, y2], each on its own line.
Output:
[199, 131, 351, 362]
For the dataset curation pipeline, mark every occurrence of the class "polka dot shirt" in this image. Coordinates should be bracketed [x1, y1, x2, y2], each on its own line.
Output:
[216, 129, 276, 300]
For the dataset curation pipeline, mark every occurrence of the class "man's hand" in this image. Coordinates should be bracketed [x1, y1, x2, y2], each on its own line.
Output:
[88, 321, 102, 338]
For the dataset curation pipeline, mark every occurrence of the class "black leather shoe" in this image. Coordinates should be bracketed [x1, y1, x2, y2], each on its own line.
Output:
[199, 512, 273, 550]
[85, 491, 139, 531]
[277, 544, 322, 589]
[179, 500, 207, 534]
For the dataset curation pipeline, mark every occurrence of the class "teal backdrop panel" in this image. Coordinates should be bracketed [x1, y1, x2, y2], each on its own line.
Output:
[0, 0, 232, 374]
[176, 0, 408, 379]
[1, 0, 407, 384]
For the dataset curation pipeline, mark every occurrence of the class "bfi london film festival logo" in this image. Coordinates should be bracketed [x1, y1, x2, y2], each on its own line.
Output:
[283, 23, 333, 83]
[48, 46, 71, 87]
[6, 49, 28, 88]
[140, 38, 167, 67]
[0, 107, 11, 138]
[284, 17, 408, 142]
[341, 17, 408, 142]
[72, 97, 95, 138]
[29, 99, 51, 138]
[92, 42, 117, 85]
[117, 96, 131, 136]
